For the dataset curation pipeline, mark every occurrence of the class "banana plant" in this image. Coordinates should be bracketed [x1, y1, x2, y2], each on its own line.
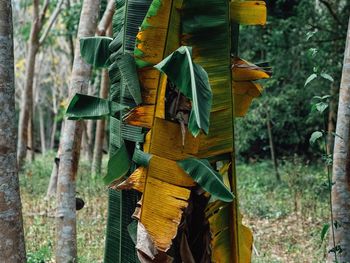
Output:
[67, 0, 269, 262]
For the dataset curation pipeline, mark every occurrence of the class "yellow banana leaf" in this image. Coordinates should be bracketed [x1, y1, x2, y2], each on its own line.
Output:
[124, 105, 155, 128]
[232, 57, 271, 81]
[116, 167, 147, 192]
[140, 176, 191, 252]
[149, 118, 200, 160]
[230, 1, 267, 25]
[234, 81, 263, 117]
[206, 201, 253, 263]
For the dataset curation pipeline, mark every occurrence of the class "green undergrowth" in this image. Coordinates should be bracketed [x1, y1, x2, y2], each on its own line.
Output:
[20, 153, 330, 262]
[20, 151, 108, 263]
[237, 157, 330, 262]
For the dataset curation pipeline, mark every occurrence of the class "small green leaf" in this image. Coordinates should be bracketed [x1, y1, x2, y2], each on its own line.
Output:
[310, 131, 323, 145]
[320, 73, 334, 82]
[80, 36, 113, 68]
[178, 158, 234, 202]
[315, 102, 328, 113]
[321, 223, 330, 242]
[305, 73, 317, 86]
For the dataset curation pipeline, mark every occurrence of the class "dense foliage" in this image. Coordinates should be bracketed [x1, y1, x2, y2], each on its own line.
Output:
[236, 0, 350, 160]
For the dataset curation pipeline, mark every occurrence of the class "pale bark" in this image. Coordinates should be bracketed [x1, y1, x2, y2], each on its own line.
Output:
[328, 18, 350, 263]
[92, 69, 109, 175]
[55, 0, 100, 262]
[17, 0, 65, 169]
[17, 0, 40, 168]
[47, 122, 65, 198]
[97, 0, 115, 35]
[0, 1, 26, 261]
[39, 108, 47, 154]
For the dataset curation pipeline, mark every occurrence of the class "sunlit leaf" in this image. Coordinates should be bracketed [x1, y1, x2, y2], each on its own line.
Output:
[320, 73, 334, 82]
[309, 131, 323, 145]
[305, 73, 317, 86]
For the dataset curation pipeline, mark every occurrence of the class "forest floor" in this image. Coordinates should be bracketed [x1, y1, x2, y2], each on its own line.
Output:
[20, 153, 329, 263]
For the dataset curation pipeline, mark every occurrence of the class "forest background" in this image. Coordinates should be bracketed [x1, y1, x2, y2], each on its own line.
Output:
[11, 0, 350, 262]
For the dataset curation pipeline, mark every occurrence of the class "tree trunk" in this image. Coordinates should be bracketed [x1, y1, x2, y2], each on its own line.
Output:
[17, 9, 39, 169]
[39, 107, 46, 155]
[50, 115, 58, 150]
[92, 69, 109, 176]
[26, 112, 34, 162]
[55, 0, 100, 262]
[328, 18, 350, 263]
[327, 82, 338, 154]
[0, 1, 27, 261]
[266, 110, 280, 181]
[47, 122, 65, 198]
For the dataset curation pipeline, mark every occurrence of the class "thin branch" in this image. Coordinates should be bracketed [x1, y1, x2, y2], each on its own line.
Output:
[319, 0, 342, 26]
[38, 0, 50, 28]
[39, 0, 65, 45]
[97, 0, 116, 36]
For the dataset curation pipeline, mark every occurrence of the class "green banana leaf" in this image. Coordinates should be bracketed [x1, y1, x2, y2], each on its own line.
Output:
[177, 158, 234, 202]
[117, 54, 142, 105]
[132, 147, 152, 166]
[155, 46, 212, 137]
[104, 189, 140, 263]
[80, 36, 113, 68]
[104, 143, 131, 185]
[66, 93, 127, 120]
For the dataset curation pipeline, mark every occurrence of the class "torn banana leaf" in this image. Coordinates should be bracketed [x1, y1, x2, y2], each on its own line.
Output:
[232, 57, 271, 81]
[116, 167, 147, 192]
[66, 94, 128, 120]
[80, 36, 113, 68]
[182, 0, 234, 158]
[124, 105, 155, 128]
[140, 176, 191, 252]
[233, 81, 263, 117]
[230, 1, 267, 26]
[155, 46, 212, 137]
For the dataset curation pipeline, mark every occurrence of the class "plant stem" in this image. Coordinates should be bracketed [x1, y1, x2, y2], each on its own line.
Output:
[323, 113, 337, 261]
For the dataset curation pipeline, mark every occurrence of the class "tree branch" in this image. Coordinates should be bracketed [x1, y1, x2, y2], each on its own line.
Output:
[38, 0, 50, 28]
[319, 0, 342, 26]
[39, 0, 65, 45]
[97, 0, 115, 36]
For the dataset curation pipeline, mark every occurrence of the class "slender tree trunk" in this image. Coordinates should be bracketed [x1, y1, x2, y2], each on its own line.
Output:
[92, 69, 109, 175]
[327, 82, 338, 154]
[47, 122, 65, 198]
[26, 112, 34, 161]
[266, 110, 280, 181]
[17, 0, 64, 169]
[55, 0, 100, 262]
[50, 114, 58, 150]
[39, 108, 46, 154]
[0, 1, 27, 261]
[328, 18, 350, 263]
[17, 9, 39, 168]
